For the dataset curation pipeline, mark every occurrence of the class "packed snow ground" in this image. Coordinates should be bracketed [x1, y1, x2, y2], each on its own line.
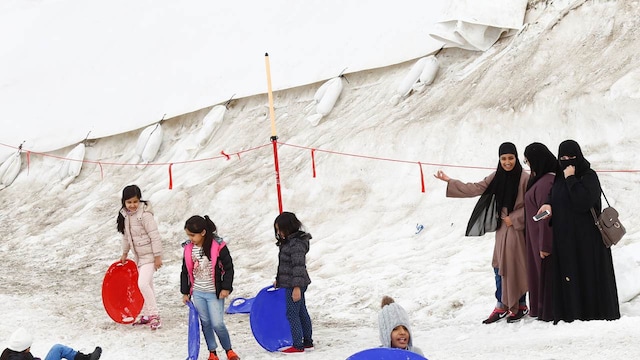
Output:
[2, 0, 640, 359]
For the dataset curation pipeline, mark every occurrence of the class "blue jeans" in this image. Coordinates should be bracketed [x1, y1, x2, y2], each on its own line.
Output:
[494, 268, 526, 307]
[285, 286, 313, 350]
[44, 344, 77, 360]
[192, 290, 232, 351]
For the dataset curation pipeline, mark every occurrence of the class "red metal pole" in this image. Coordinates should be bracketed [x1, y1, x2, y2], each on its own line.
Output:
[264, 53, 283, 214]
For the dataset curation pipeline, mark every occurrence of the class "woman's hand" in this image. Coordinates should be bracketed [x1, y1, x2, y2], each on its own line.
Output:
[292, 287, 302, 302]
[537, 204, 552, 218]
[563, 165, 575, 178]
[503, 216, 513, 227]
[434, 170, 450, 182]
[540, 251, 551, 259]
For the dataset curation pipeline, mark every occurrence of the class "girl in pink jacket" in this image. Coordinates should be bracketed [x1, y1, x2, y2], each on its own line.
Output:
[116, 184, 164, 330]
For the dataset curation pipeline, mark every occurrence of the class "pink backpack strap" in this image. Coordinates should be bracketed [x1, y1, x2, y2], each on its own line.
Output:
[183, 242, 195, 294]
[209, 241, 226, 279]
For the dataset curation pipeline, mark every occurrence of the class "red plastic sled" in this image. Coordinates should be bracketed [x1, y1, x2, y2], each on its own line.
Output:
[101, 260, 144, 324]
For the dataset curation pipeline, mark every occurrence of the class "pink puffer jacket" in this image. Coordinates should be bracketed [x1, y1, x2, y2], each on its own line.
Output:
[121, 203, 163, 266]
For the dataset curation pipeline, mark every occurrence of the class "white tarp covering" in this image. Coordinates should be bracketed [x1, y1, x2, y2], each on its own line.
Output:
[0, 0, 447, 153]
[429, 0, 528, 51]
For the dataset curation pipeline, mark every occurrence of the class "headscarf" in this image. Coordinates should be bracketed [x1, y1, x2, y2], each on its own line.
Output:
[524, 142, 559, 190]
[466, 142, 523, 236]
[557, 139, 591, 176]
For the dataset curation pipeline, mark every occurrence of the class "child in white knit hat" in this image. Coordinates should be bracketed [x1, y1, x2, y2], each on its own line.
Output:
[378, 296, 424, 356]
[1, 327, 102, 360]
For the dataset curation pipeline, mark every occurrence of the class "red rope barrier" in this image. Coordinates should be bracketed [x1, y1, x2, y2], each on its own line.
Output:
[279, 142, 495, 171]
[0, 140, 638, 198]
[0, 142, 270, 167]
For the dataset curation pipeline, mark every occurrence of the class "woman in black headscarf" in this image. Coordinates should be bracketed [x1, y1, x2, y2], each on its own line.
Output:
[435, 142, 529, 324]
[523, 142, 558, 322]
[536, 140, 620, 324]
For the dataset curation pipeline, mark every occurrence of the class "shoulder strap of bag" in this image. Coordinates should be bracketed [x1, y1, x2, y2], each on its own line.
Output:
[591, 188, 605, 225]
[600, 188, 611, 207]
[590, 207, 599, 224]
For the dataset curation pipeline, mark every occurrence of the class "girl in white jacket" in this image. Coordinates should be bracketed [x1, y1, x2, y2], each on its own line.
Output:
[116, 184, 164, 330]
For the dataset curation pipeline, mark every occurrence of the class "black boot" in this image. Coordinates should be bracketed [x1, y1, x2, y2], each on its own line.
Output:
[74, 347, 102, 360]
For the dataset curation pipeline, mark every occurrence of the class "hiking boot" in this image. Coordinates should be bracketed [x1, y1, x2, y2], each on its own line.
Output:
[208, 352, 219, 360]
[280, 346, 304, 354]
[149, 315, 161, 330]
[132, 315, 150, 326]
[507, 306, 529, 323]
[226, 349, 240, 360]
[74, 347, 102, 360]
[482, 307, 508, 324]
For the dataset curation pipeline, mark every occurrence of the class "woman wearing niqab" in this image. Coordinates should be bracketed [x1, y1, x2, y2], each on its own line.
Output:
[543, 139, 620, 324]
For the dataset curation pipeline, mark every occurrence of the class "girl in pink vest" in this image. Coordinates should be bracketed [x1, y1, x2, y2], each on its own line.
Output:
[180, 215, 239, 360]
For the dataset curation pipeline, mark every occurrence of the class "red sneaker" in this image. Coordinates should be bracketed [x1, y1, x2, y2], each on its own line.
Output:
[482, 307, 508, 324]
[226, 349, 240, 360]
[507, 305, 529, 323]
[280, 346, 304, 354]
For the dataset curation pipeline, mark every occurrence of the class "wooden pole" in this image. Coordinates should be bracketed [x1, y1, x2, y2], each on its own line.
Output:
[264, 53, 283, 213]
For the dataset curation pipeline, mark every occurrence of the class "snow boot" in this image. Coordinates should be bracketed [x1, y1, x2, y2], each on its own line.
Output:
[74, 346, 102, 360]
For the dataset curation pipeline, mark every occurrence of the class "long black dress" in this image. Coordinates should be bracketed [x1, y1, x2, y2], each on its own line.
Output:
[549, 168, 620, 324]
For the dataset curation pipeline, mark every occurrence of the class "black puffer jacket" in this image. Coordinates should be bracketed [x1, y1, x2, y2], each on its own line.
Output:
[276, 231, 312, 288]
[0, 348, 38, 360]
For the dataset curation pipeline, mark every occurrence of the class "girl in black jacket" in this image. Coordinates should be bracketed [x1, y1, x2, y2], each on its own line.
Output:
[274, 212, 314, 353]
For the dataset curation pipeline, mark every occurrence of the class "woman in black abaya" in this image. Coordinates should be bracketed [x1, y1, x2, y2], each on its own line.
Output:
[537, 139, 620, 324]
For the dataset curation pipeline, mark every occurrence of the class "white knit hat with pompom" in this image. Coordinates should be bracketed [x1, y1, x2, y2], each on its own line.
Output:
[378, 298, 413, 349]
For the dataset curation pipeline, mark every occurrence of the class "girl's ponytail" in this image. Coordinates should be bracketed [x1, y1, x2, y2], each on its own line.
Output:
[117, 213, 125, 234]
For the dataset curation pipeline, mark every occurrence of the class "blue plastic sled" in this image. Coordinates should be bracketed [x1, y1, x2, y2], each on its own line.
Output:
[347, 348, 428, 360]
[186, 301, 200, 360]
[249, 285, 293, 351]
[226, 297, 255, 314]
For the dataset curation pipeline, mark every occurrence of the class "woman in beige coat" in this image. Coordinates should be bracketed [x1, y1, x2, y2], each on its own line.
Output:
[117, 184, 164, 330]
[435, 142, 529, 324]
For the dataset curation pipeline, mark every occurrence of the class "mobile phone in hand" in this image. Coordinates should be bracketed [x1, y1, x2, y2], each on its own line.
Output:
[533, 210, 550, 222]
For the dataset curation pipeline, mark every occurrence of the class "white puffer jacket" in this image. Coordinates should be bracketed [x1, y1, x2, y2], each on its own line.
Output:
[121, 202, 163, 266]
